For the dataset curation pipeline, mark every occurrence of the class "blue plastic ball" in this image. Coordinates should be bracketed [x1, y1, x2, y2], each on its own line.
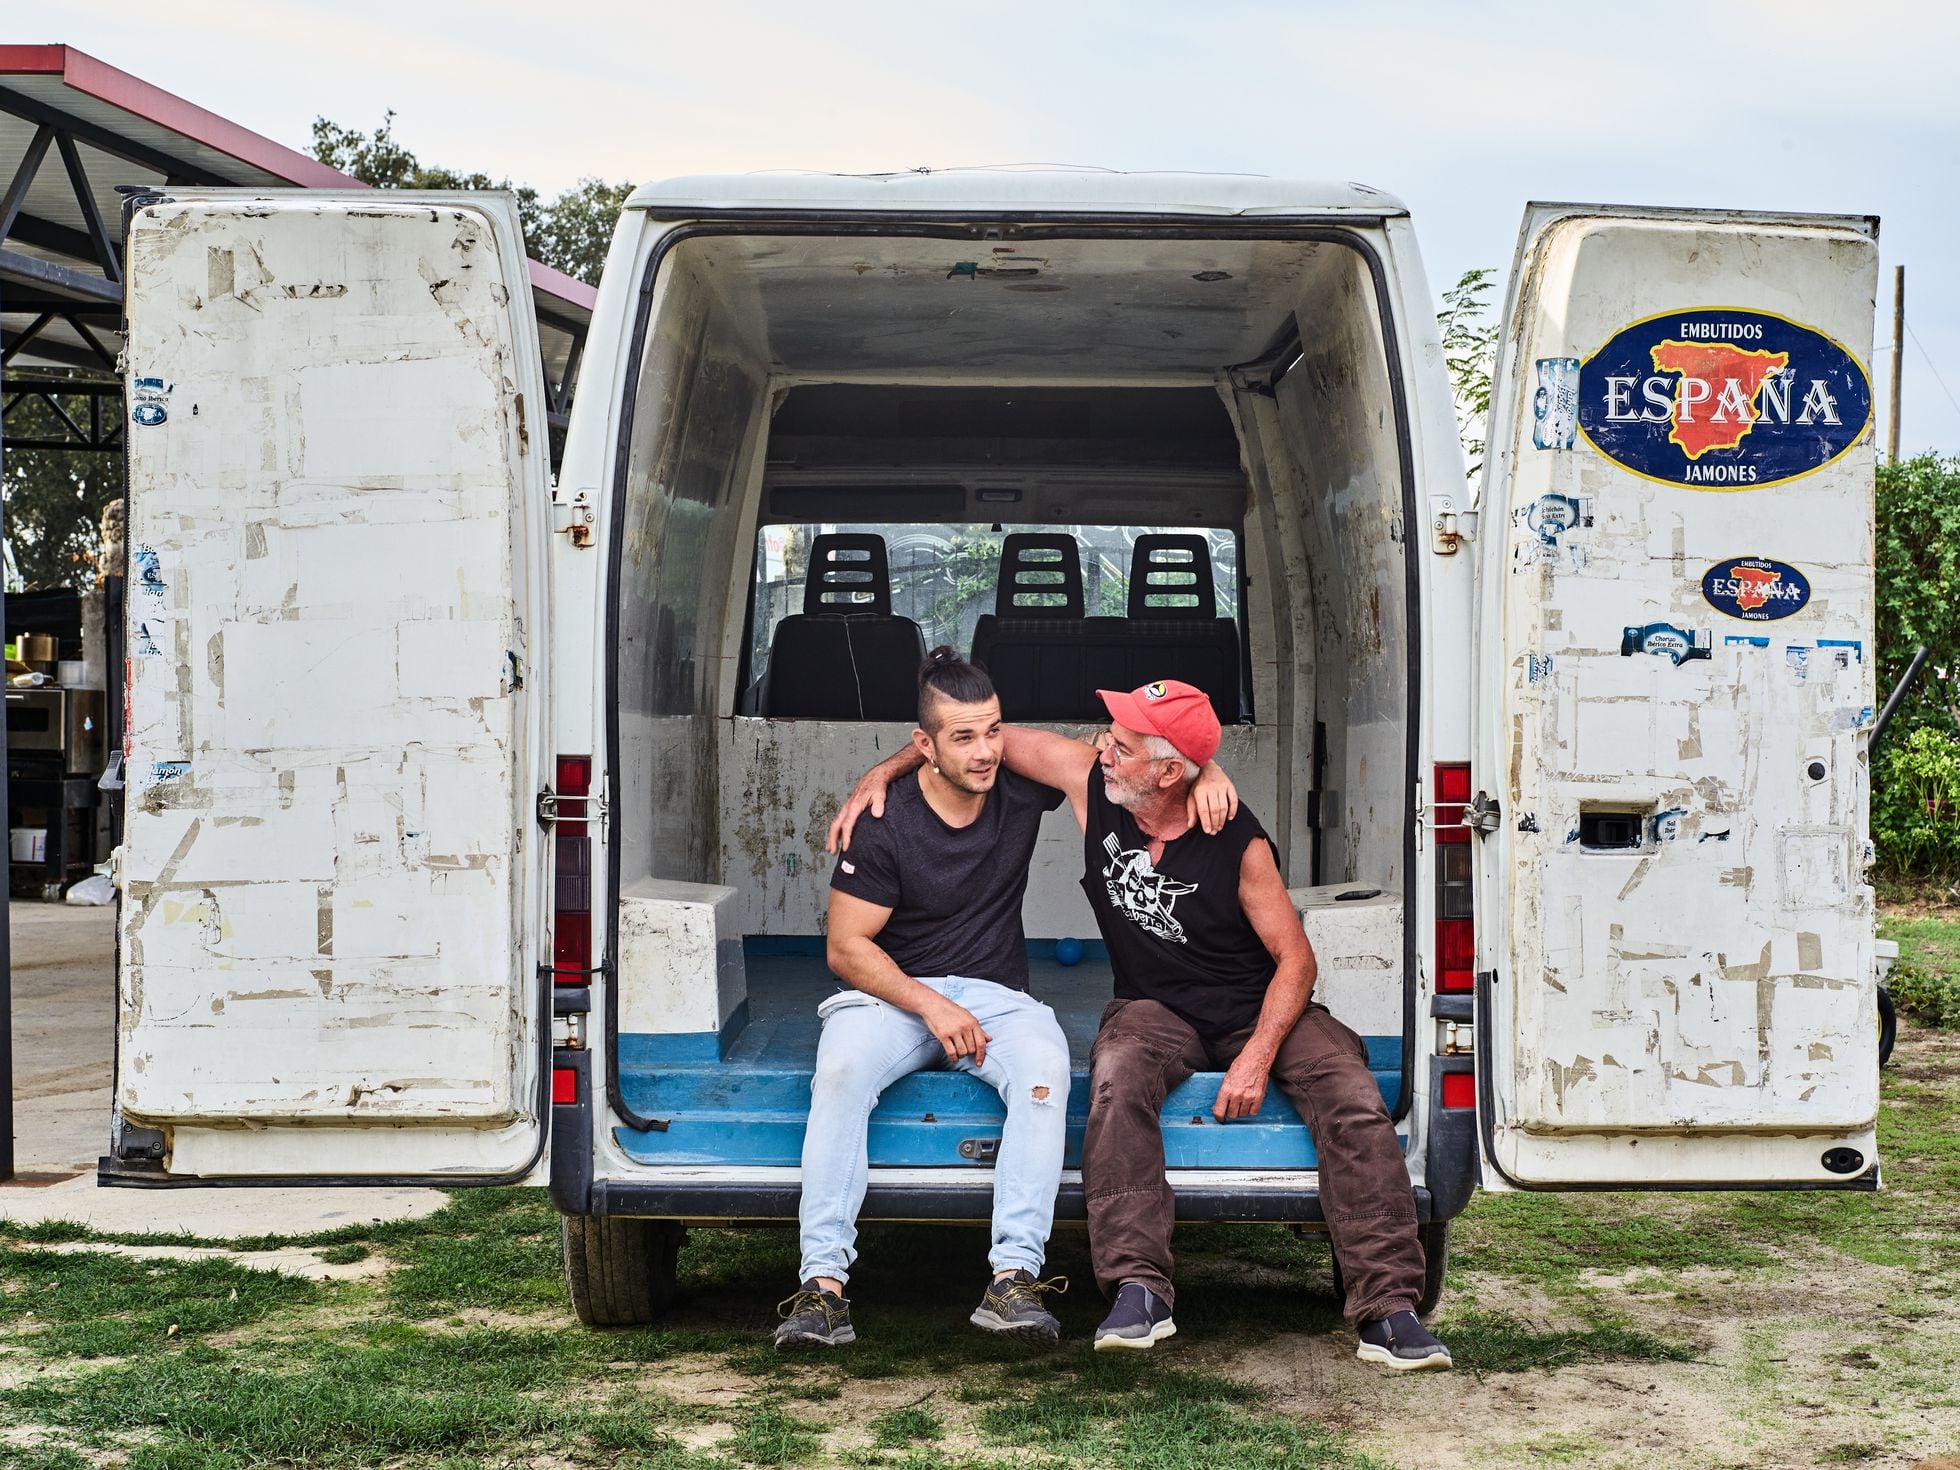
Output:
[1054, 937, 1085, 967]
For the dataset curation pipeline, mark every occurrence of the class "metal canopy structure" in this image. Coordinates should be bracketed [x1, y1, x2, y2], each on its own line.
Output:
[0, 43, 596, 444]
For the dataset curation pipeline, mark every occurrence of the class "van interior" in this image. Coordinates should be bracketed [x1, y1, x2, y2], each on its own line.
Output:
[604, 231, 1415, 1170]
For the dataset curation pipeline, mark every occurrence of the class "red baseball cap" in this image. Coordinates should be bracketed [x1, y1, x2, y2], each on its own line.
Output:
[1096, 680, 1221, 768]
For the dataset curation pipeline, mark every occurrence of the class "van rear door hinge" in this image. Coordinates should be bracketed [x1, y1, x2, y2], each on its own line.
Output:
[537, 785, 608, 829]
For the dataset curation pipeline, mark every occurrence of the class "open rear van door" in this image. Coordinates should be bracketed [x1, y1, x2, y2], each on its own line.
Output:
[108, 192, 552, 1182]
[1472, 203, 1880, 1189]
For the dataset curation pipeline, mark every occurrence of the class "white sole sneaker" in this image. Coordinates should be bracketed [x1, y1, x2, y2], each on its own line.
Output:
[1355, 1341, 1452, 1371]
[970, 1308, 1060, 1345]
[1093, 1319, 1177, 1352]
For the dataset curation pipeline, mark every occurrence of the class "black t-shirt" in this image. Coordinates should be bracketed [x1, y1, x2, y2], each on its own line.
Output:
[830, 768, 1065, 990]
[1080, 776, 1279, 1038]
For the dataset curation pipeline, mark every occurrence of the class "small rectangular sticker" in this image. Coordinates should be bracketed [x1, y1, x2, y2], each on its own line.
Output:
[1532, 357, 1580, 450]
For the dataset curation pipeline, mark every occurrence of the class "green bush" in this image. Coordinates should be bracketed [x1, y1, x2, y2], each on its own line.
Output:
[1887, 958, 1960, 1028]
[1873, 453, 1960, 878]
[1874, 727, 1960, 876]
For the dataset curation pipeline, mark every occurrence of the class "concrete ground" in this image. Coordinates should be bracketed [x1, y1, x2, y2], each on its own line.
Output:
[7, 898, 115, 1175]
[2, 899, 443, 1235]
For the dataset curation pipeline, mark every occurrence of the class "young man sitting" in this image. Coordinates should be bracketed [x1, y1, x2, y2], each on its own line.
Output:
[829, 679, 1452, 1370]
[775, 648, 1073, 1350]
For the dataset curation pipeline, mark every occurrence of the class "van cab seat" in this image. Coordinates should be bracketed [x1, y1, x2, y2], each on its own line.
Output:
[761, 533, 925, 720]
[1114, 534, 1240, 723]
[970, 534, 1090, 718]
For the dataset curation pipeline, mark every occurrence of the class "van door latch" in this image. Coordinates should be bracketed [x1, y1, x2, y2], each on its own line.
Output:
[958, 1137, 1001, 1162]
[551, 490, 597, 549]
[1467, 791, 1502, 834]
[1432, 508, 1461, 554]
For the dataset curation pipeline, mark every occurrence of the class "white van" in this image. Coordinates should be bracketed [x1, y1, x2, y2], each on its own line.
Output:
[106, 174, 1882, 1325]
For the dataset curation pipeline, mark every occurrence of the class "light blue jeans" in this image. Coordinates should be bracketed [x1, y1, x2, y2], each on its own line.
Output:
[797, 975, 1072, 1287]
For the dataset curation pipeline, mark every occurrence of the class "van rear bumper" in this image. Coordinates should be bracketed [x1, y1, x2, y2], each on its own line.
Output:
[584, 1177, 1449, 1225]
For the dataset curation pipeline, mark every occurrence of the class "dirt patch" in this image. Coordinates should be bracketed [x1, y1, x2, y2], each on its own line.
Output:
[629, 1359, 757, 1413]
[1874, 889, 1960, 920]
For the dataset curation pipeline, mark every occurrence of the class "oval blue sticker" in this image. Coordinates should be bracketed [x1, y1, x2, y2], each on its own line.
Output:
[1700, 557, 1811, 622]
[131, 401, 167, 427]
[1578, 309, 1871, 490]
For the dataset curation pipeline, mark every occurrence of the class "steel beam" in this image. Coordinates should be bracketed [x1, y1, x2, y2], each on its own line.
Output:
[4, 211, 115, 272]
[0, 248, 122, 304]
[0, 82, 228, 188]
[0, 310, 53, 365]
[0, 332, 113, 374]
[65, 314, 117, 370]
[1, 377, 122, 397]
[0, 122, 53, 244]
[0, 289, 118, 316]
[54, 130, 121, 282]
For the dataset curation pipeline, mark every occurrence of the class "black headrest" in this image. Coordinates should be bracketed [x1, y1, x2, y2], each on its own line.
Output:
[1128, 534, 1216, 619]
[803, 533, 892, 617]
[994, 533, 1084, 618]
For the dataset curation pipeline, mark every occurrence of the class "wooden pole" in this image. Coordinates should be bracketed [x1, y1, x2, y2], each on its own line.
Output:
[1887, 264, 1905, 461]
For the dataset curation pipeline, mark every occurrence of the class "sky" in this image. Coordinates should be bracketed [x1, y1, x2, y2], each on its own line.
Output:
[35, 0, 1960, 451]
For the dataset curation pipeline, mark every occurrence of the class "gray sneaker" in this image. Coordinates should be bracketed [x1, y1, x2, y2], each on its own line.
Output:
[1355, 1310, 1452, 1371]
[970, 1269, 1067, 1346]
[773, 1281, 855, 1349]
[1093, 1281, 1177, 1352]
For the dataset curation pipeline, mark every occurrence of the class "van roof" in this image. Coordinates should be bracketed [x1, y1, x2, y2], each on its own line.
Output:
[625, 169, 1407, 218]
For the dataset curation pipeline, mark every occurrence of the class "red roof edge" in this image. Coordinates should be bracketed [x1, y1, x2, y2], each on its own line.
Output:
[529, 259, 598, 313]
[0, 44, 365, 190]
[1, 44, 598, 311]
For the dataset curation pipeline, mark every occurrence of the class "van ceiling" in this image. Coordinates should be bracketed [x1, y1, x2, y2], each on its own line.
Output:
[674, 235, 1343, 377]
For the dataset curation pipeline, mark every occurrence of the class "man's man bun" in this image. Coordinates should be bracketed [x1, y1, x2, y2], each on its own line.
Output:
[918, 646, 996, 730]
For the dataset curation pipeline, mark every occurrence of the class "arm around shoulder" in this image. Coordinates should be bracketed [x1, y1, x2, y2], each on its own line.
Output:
[1001, 725, 1097, 820]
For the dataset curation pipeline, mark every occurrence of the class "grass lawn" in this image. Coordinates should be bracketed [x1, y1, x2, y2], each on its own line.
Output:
[3, 916, 1957, 1468]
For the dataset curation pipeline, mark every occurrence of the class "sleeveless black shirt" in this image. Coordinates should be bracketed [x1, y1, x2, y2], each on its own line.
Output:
[1079, 776, 1279, 1039]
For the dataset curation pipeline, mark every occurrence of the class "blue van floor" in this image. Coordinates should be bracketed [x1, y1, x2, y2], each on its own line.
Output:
[613, 951, 1405, 1170]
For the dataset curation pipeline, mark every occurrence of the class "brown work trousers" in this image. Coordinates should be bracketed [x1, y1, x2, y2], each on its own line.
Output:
[1082, 997, 1424, 1328]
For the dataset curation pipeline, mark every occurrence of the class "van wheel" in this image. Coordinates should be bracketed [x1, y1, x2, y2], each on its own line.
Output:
[1415, 1220, 1450, 1318]
[561, 1215, 684, 1327]
[1878, 985, 1898, 1068]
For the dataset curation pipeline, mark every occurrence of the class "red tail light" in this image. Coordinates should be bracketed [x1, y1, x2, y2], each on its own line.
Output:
[1441, 1071, 1477, 1110]
[552, 1066, 580, 1105]
[553, 756, 592, 983]
[1434, 762, 1475, 993]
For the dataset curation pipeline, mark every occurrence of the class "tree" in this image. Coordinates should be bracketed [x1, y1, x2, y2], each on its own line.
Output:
[1437, 266, 1499, 482]
[1872, 452, 1960, 877]
[311, 112, 630, 287]
[1, 384, 120, 591]
[533, 177, 636, 286]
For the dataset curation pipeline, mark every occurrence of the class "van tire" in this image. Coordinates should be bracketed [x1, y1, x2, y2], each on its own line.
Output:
[1877, 984, 1898, 1068]
[561, 1215, 683, 1327]
[1415, 1220, 1450, 1318]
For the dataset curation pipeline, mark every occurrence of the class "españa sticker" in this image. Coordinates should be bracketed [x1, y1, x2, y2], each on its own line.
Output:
[1578, 309, 1871, 490]
[1700, 557, 1811, 622]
